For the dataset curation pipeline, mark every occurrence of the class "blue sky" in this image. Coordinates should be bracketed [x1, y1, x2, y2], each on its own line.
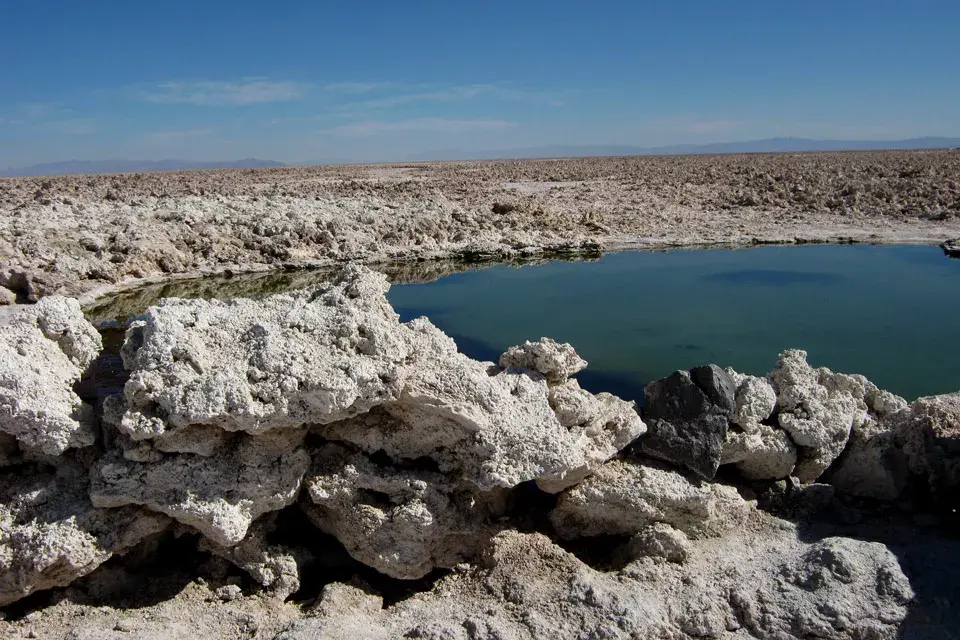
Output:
[1, 0, 958, 165]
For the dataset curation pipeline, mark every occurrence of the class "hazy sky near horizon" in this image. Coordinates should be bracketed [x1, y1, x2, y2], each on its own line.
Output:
[1, 0, 959, 166]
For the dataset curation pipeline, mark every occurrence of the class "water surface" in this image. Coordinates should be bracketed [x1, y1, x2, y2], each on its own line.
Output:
[87, 245, 960, 403]
[386, 245, 960, 402]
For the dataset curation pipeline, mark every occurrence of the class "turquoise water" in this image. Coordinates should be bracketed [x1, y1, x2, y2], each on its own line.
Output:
[386, 245, 960, 403]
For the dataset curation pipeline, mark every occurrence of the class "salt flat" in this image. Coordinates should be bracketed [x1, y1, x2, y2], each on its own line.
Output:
[1, 150, 958, 302]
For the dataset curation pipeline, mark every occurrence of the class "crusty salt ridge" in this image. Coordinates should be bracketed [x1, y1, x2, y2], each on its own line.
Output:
[114, 263, 411, 439]
[0, 459, 169, 606]
[383, 325, 646, 492]
[302, 443, 502, 579]
[112, 266, 645, 495]
[199, 513, 303, 600]
[498, 337, 588, 384]
[770, 350, 863, 482]
[85, 265, 645, 582]
[892, 391, 960, 504]
[768, 350, 913, 483]
[550, 458, 755, 539]
[90, 430, 311, 546]
[0, 296, 100, 456]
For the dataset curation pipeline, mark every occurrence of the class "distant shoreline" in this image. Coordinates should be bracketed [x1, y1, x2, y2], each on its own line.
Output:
[2, 149, 959, 303]
[3, 137, 959, 177]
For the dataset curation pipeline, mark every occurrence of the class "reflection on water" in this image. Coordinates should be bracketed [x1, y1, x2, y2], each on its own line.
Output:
[84, 268, 336, 326]
[84, 256, 598, 326]
[85, 245, 960, 403]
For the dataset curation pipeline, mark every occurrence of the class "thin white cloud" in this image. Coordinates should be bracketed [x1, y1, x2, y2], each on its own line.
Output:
[358, 84, 569, 109]
[144, 128, 215, 140]
[141, 79, 306, 105]
[0, 102, 68, 126]
[322, 82, 398, 94]
[319, 118, 518, 136]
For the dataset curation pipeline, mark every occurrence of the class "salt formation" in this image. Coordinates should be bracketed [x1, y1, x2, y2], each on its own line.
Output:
[0, 297, 100, 456]
[3, 263, 958, 639]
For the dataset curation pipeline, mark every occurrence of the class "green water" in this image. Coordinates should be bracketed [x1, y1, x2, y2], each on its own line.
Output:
[386, 245, 960, 403]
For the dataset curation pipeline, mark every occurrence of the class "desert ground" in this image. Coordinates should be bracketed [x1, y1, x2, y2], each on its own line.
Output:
[1, 149, 959, 303]
[1, 151, 959, 639]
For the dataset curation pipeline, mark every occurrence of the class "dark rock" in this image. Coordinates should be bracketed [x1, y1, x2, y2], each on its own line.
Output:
[641, 370, 730, 479]
[942, 238, 960, 259]
[690, 364, 737, 413]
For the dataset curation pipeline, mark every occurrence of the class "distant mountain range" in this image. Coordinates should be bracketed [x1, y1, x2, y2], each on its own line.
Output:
[3, 137, 959, 177]
[405, 137, 960, 162]
[0, 158, 285, 178]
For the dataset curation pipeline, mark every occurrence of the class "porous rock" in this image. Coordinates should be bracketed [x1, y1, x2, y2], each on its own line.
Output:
[641, 367, 732, 479]
[719, 370, 795, 480]
[320, 363, 644, 495]
[276, 531, 672, 640]
[200, 514, 301, 600]
[822, 370, 908, 429]
[90, 430, 310, 546]
[152, 423, 233, 457]
[302, 443, 500, 579]
[498, 337, 587, 384]
[621, 523, 690, 564]
[386, 323, 580, 491]
[550, 458, 753, 539]
[537, 378, 646, 492]
[113, 264, 413, 440]
[893, 392, 960, 503]
[731, 374, 777, 433]
[770, 350, 859, 482]
[330, 318, 644, 493]
[102, 398, 232, 459]
[1, 460, 169, 606]
[828, 420, 910, 501]
[721, 424, 798, 480]
[0, 297, 100, 456]
[30, 296, 102, 370]
[113, 265, 643, 495]
[731, 537, 913, 639]
[278, 527, 911, 640]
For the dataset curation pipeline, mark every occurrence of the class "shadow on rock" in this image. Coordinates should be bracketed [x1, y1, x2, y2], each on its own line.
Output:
[795, 513, 960, 640]
[267, 505, 452, 608]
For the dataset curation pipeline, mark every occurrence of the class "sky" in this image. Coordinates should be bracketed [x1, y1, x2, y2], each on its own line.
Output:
[1, 0, 959, 166]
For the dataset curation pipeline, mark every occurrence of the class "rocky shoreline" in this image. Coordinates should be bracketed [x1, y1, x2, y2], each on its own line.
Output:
[1, 264, 958, 638]
[2, 150, 960, 303]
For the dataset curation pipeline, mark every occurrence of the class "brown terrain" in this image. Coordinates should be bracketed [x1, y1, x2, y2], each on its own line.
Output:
[1, 149, 959, 304]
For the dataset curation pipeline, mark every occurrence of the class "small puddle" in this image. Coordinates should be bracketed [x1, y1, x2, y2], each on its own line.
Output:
[85, 245, 960, 402]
